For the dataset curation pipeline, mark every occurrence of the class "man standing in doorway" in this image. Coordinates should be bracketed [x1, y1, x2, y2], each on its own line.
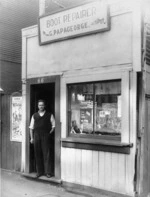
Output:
[29, 99, 55, 178]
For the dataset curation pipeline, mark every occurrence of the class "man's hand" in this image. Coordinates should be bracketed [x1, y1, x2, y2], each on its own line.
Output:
[30, 138, 34, 144]
[49, 128, 54, 134]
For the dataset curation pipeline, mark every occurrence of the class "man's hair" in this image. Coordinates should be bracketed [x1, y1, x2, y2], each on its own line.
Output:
[38, 99, 46, 105]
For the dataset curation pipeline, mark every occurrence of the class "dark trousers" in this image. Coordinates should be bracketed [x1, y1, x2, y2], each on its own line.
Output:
[34, 131, 53, 175]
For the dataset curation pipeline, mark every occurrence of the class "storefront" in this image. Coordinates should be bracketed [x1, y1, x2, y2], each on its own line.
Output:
[21, 0, 149, 196]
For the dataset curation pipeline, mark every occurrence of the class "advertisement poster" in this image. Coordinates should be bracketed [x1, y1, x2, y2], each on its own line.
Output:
[80, 106, 93, 133]
[96, 103, 121, 133]
[11, 96, 22, 142]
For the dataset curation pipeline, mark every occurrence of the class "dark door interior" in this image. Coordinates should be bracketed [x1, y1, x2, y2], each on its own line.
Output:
[30, 83, 55, 174]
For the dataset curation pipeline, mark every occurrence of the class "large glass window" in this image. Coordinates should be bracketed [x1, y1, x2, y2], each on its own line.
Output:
[68, 80, 121, 139]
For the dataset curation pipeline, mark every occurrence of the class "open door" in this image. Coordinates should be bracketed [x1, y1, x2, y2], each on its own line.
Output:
[25, 76, 61, 180]
[30, 83, 55, 174]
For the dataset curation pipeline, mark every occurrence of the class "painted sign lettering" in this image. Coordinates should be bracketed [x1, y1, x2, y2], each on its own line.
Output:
[39, 1, 110, 45]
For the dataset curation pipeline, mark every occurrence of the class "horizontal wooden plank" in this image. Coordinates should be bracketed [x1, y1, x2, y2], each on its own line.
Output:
[61, 137, 133, 147]
[61, 139, 132, 154]
[62, 181, 132, 197]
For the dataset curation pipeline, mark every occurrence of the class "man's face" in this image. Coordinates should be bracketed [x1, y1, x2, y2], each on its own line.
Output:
[38, 102, 45, 111]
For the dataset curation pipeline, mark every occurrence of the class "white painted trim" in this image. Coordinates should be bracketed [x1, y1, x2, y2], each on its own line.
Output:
[61, 70, 130, 143]
[125, 72, 137, 196]
[22, 25, 38, 38]
[39, 0, 46, 16]
[121, 71, 130, 143]
[26, 64, 132, 80]
[132, 0, 142, 71]
[22, 35, 27, 80]
[21, 84, 27, 172]
[26, 72, 64, 79]
[21, 29, 28, 172]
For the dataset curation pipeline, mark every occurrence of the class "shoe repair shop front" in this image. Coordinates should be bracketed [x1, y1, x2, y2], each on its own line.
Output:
[21, 1, 142, 196]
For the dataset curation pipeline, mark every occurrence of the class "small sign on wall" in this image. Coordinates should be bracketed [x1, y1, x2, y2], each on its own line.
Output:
[11, 96, 22, 142]
[39, 1, 110, 45]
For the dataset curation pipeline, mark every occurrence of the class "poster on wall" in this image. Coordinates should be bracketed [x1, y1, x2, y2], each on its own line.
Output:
[11, 96, 22, 142]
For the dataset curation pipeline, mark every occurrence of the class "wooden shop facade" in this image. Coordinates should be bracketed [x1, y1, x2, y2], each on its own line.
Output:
[21, 1, 150, 197]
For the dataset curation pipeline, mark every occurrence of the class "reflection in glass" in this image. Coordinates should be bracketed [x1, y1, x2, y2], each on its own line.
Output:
[68, 80, 121, 137]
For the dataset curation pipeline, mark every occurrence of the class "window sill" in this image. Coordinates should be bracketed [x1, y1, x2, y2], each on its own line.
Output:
[61, 137, 133, 154]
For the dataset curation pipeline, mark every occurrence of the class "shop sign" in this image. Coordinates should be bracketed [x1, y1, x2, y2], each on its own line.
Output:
[39, 1, 110, 45]
[11, 96, 22, 142]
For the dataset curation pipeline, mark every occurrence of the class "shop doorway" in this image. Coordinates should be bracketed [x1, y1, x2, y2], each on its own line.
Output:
[29, 83, 55, 175]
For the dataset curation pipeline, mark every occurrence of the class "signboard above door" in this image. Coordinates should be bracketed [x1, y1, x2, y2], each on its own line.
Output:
[39, 1, 110, 45]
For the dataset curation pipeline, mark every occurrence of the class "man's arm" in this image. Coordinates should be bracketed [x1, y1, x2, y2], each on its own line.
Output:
[30, 129, 34, 144]
[50, 114, 55, 134]
[29, 116, 34, 143]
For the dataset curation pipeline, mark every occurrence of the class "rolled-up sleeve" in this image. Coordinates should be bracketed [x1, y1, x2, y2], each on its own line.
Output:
[29, 116, 35, 129]
[51, 114, 55, 128]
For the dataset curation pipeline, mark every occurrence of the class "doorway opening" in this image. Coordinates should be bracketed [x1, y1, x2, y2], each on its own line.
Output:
[29, 83, 55, 176]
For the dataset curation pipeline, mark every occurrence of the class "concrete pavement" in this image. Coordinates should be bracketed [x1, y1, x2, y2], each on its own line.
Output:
[0, 169, 114, 197]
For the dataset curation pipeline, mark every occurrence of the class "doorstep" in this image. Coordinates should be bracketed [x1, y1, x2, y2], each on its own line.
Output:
[22, 172, 62, 185]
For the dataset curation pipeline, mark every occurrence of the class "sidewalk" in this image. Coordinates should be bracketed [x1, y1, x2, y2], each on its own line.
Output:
[0, 169, 113, 197]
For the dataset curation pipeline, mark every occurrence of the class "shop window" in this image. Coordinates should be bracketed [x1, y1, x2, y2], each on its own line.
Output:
[68, 80, 121, 140]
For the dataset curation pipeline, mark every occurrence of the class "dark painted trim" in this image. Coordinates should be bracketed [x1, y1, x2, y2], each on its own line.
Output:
[145, 94, 150, 99]
[61, 138, 133, 154]
[25, 75, 61, 178]
[62, 181, 132, 197]
[69, 133, 121, 141]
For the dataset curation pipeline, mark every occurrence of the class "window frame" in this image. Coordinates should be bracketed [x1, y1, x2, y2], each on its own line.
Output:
[67, 80, 122, 141]
[61, 71, 131, 153]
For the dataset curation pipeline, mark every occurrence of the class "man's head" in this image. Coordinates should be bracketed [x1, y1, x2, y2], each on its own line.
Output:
[38, 99, 46, 112]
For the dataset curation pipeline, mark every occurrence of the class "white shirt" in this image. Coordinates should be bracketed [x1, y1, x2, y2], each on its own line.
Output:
[29, 111, 55, 130]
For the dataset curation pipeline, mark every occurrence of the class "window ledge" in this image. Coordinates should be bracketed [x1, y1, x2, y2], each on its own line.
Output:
[61, 138, 133, 154]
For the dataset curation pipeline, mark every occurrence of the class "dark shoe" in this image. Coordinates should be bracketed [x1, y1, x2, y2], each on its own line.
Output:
[46, 174, 53, 178]
[36, 173, 42, 178]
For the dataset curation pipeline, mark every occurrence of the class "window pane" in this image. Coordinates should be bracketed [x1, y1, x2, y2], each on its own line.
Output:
[68, 84, 94, 135]
[95, 80, 121, 135]
[68, 80, 121, 138]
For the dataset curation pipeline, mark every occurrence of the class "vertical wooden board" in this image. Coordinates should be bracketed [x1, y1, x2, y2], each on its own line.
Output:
[6, 140, 13, 170]
[7, 96, 14, 171]
[86, 150, 93, 186]
[14, 143, 21, 171]
[1, 95, 21, 172]
[66, 148, 71, 182]
[142, 100, 149, 194]
[69, 148, 76, 183]
[129, 72, 137, 148]
[148, 100, 150, 191]
[111, 153, 119, 192]
[61, 147, 66, 180]
[60, 79, 67, 138]
[81, 149, 87, 185]
[6, 134, 9, 169]
[132, 1, 141, 72]
[121, 71, 130, 143]
[104, 152, 112, 191]
[63, 147, 69, 181]
[92, 151, 99, 188]
[98, 151, 105, 189]
[118, 154, 126, 193]
[2, 95, 10, 170]
[125, 154, 134, 196]
[75, 149, 82, 184]
[1, 95, 6, 168]
[1, 132, 7, 169]
[124, 71, 135, 196]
